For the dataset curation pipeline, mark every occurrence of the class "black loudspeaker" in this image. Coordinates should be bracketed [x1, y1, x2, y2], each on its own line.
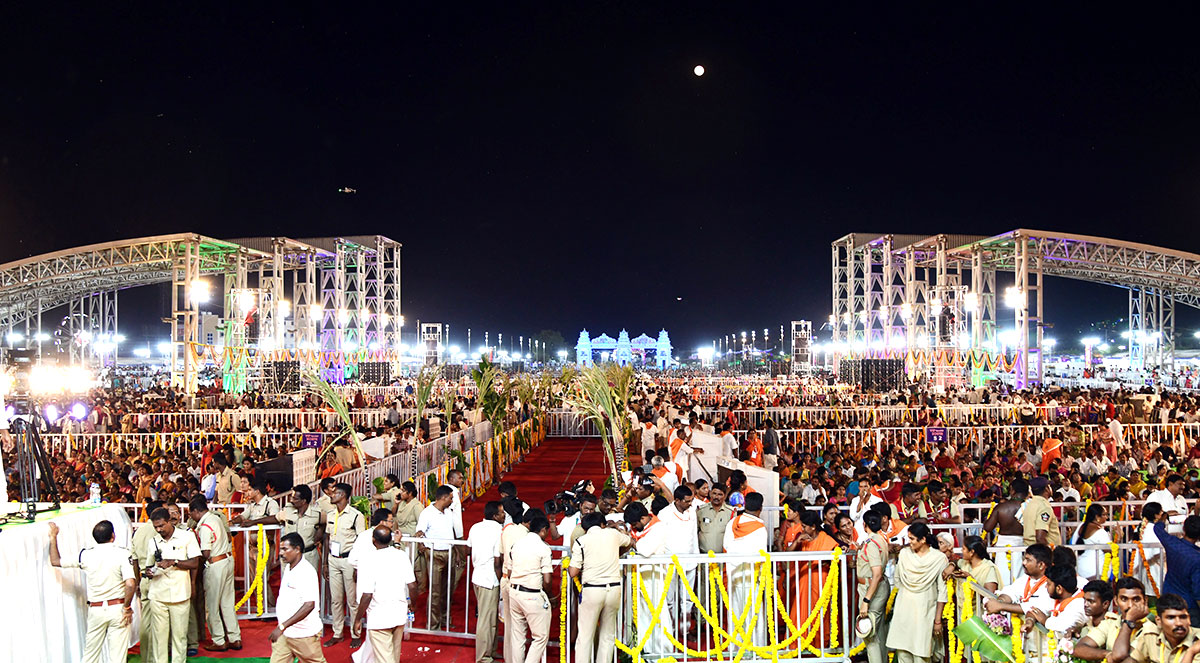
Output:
[267, 361, 300, 393]
[838, 358, 904, 391]
[359, 361, 392, 385]
[442, 365, 464, 380]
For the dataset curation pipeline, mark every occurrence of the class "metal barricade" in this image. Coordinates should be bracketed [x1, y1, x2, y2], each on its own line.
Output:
[617, 549, 853, 663]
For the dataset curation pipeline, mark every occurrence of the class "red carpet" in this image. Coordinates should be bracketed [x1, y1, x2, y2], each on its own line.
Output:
[161, 436, 610, 662]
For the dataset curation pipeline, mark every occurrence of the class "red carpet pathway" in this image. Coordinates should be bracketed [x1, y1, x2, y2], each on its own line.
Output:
[160, 436, 610, 663]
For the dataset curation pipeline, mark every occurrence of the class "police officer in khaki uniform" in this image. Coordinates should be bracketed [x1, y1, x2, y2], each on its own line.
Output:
[146, 507, 201, 663]
[233, 478, 281, 608]
[569, 513, 632, 663]
[697, 483, 733, 553]
[212, 455, 239, 504]
[49, 520, 137, 663]
[508, 516, 554, 663]
[316, 477, 337, 515]
[278, 484, 324, 569]
[189, 495, 242, 652]
[325, 481, 367, 647]
[131, 500, 164, 655]
[1022, 476, 1061, 546]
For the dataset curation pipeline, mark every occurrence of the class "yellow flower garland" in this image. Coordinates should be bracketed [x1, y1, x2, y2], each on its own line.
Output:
[560, 557, 571, 663]
[944, 579, 957, 663]
[232, 525, 269, 615]
[1011, 613, 1026, 663]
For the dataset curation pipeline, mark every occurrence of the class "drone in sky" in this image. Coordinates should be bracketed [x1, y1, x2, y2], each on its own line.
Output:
[338, 187, 357, 194]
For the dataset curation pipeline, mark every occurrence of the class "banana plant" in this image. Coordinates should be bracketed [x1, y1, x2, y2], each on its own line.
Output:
[302, 369, 367, 469]
[562, 364, 627, 489]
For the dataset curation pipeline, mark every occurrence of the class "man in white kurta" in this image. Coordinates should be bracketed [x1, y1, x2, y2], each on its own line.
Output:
[660, 486, 700, 633]
[722, 494, 769, 650]
[627, 503, 673, 658]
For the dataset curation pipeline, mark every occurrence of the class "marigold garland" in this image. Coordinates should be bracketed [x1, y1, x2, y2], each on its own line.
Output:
[232, 525, 268, 615]
[944, 579, 957, 663]
[560, 557, 571, 663]
[1136, 530, 1161, 596]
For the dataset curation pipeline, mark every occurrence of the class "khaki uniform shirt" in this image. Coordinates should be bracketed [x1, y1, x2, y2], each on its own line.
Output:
[215, 467, 238, 504]
[697, 502, 734, 553]
[376, 487, 400, 512]
[244, 495, 281, 547]
[279, 504, 322, 550]
[148, 527, 200, 603]
[509, 531, 552, 590]
[1021, 495, 1061, 546]
[856, 531, 889, 581]
[327, 505, 366, 558]
[132, 522, 158, 571]
[63, 542, 137, 603]
[569, 527, 632, 585]
[499, 523, 529, 576]
[1130, 623, 1200, 663]
[315, 493, 334, 517]
[1081, 614, 1126, 649]
[394, 498, 423, 536]
[196, 510, 233, 557]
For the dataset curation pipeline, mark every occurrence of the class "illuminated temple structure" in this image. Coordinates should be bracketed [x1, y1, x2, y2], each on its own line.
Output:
[575, 329, 673, 368]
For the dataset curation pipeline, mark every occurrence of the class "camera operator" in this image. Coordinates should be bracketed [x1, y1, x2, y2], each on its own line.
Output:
[556, 492, 598, 549]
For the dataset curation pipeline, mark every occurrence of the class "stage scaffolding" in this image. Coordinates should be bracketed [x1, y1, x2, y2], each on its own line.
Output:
[830, 229, 1200, 388]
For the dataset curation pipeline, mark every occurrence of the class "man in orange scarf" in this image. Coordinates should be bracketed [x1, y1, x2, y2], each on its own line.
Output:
[723, 492, 769, 648]
[626, 502, 672, 656]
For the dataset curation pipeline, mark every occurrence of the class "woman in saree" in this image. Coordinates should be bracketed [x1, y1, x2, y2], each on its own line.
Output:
[886, 522, 950, 663]
[784, 509, 840, 649]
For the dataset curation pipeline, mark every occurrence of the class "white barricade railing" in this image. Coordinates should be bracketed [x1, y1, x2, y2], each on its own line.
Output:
[764, 422, 1199, 452]
[547, 409, 602, 438]
[698, 404, 1085, 429]
[133, 408, 420, 432]
[43, 431, 313, 455]
[617, 550, 854, 663]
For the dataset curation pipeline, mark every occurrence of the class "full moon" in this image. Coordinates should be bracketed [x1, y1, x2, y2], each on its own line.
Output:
[693, 65, 705, 76]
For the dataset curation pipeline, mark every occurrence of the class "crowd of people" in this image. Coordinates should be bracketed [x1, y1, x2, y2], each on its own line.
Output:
[23, 374, 1200, 663]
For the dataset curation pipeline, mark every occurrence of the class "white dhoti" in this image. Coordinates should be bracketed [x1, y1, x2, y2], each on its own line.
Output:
[727, 563, 768, 653]
[637, 568, 674, 658]
[993, 535, 1024, 587]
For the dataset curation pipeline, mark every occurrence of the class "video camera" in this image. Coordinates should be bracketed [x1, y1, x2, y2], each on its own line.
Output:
[542, 479, 592, 517]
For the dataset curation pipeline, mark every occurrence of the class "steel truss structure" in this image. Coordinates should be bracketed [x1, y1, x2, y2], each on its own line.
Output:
[0, 233, 402, 394]
[832, 229, 1200, 388]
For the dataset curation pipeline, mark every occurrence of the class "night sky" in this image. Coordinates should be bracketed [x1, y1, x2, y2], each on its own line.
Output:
[3, 5, 1200, 352]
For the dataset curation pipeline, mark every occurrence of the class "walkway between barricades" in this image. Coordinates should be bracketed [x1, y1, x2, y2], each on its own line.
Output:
[126, 437, 608, 663]
[409, 435, 611, 639]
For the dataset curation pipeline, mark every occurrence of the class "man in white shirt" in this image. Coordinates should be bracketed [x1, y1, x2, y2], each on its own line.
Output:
[626, 502, 673, 655]
[468, 502, 506, 663]
[448, 470, 468, 591]
[349, 509, 396, 570]
[660, 485, 700, 632]
[271, 533, 326, 662]
[415, 485, 457, 630]
[723, 493, 769, 647]
[146, 508, 202, 663]
[353, 526, 417, 663]
[719, 423, 738, 458]
[1022, 565, 1087, 648]
[1146, 474, 1188, 523]
[985, 544, 1055, 655]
